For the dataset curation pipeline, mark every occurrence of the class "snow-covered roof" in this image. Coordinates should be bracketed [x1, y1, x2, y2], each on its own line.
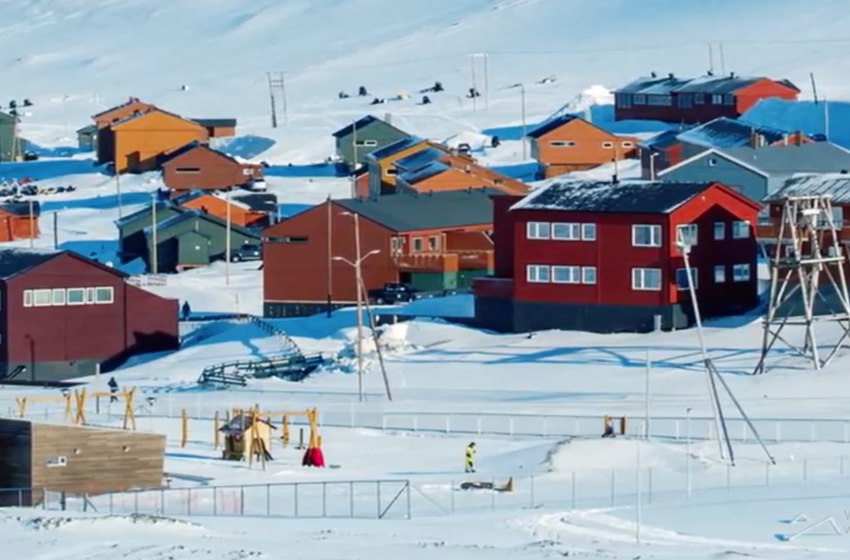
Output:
[616, 74, 798, 96]
[676, 117, 794, 149]
[510, 179, 717, 214]
[394, 147, 446, 173]
[367, 136, 428, 161]
[764, 173, 850, 204]
[399, 161, 450, 184]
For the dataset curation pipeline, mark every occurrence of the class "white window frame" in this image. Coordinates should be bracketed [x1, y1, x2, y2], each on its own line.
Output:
[526, 221, 550, 240]
[51, 288, 66, 306]
[602, 141, 614, 149]
[582, 266, 597, 285]
[67, 288, 85, 306]
[714, 222, 725, 240]
[85, 287, 96, 304]
[712, 94, 724, 105]
[581, 223, 597, 241]
[732, 220, 750, 239]
[23, 289, 32, 307]
[552, 222, 580, 240]
[632, 268, 662, 291]
[526, 265, 550, 283]
[552, 265, 581, 284]
[676, 224, 698, 247]
[621, 141, 634, 148]
[714, 265, 726, 283]
[412, 237, 423, 253]
[733, 264, 751, 282]
[549, 141, 576, 148]
[675, 268, 698, 291]
[95, 287, 114, 305]
[632, 224, 662, 247]
[32, 289, 52, 307]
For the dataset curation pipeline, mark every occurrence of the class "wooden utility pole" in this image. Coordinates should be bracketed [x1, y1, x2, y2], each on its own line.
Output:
[520, 84, 527, 160]
[28, 198, 34, 248]
[358, 277, 392, 401]
[225, 189, 231, 286]
[53, 212, 58, 249]
[151, 195, 158, 274]
[267, 72, 288, 127]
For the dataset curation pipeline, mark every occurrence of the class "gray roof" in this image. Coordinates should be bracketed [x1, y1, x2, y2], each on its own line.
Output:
[616, 73, 798, 96]
[676, 117, 795, 149]
[334, 188, 499, 232]
[219, 414, 276, 434]
[115, 201, 180, 227]
[511, 180, 718, 214]
[76, 124, 97, 135]
[764, 173, 850, 203]
[720, 142, 850, 175]
[192, 118, 237, 128]
[143, 209, 259, 238]
[0, 249, 57, 279]
[332, 115, 408, 139]
[233, 193, 278, 213]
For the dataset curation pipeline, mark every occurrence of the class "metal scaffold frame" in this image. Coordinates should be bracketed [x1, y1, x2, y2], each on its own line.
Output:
[755, 194, 850, 374]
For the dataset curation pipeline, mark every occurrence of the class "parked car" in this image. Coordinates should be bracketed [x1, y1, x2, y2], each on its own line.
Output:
[246, 177, 267, 192]
[368, 282, 422, 305]
[229, 243, 262, 262]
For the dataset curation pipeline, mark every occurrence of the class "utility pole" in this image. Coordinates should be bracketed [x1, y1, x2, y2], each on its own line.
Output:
[351, 120, 358, 197]
[267, 72, 288, 128]
[28, 198, 34, 248]
[326, 197, 333, 317]
[53, 211, 58, 249]
[225, 189, 232, 286]
[151, 194, 158, 274]
[115, 171, 123, 219]
[644, 348, 651, 438]
[520, 83, 527, 160]
[708, 43, 715, 74]
[719, 42, 726, 75]
[470, 53, 489, 111]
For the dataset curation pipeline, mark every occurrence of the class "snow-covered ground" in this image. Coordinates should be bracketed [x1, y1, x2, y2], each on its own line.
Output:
[5, 0, 850, 558]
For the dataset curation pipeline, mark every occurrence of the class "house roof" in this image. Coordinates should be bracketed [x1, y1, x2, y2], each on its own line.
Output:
[0, 249, 58, 279]
[764, 173, 850, 204]
[192, 118, 237, 128]
[334, 188, 500, 232]
[115, 200, 181, 227]
[91, 97, 151, 120]
[398, 161, 451, 185]
[527, 115, 580, 139]
[0, 201, 40, 217]
[159, 142, 237, 167]
[393, 147, 447, 172]
[510, 179, 719, 214]
[142, 209, 259, 238]
[110, 107, 200, 130]
[219, 414, 276, 433]
[638, 129, 681, 150]
[616, 74, 798, 96]
[332, 115, 408, 139]
[676, 117, 794, 149]
[76, 124, 97, 135]
[366, 136, 428, 162]
[172, 189, 252, 211]
[232, 193, 278, 213]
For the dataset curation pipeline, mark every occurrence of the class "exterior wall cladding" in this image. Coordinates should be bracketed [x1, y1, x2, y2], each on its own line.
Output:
[163, 147, 262, 192]
[1, 254, 179, 381]
[476, 187, 760, 334]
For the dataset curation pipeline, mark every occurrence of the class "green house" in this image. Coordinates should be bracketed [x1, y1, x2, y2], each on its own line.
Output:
[143, 210, 260, 273]
[0, 112, 19, 162]
[332, 115, 410, 169]
[76, 124, 98, 152]
[116, 201, 184, 264]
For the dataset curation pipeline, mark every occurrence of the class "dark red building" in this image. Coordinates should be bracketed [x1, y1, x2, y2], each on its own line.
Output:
[614, 72, 799, 124]
[161, 142, 263, 193]
[474, 180, 761, 333]
[0, 250, 179, 382]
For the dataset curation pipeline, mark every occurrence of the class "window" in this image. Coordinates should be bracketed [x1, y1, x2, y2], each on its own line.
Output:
[621, 141, 634, 148]
[412, 238, 423, 253]
[694, 93, 705, 105]
[676, 224, 698, 247]
[708, 158, 718, 166]
[758, 208, 772, 225]
[582, 266, 597, 284]
[632, 224, 662, 247]
[581, 223, 597, 241]
[527, 265, 550, 283]
[52, 288, 66, 306]
[713, 265, 726, 283]
[634, 94, 646, 105]
[714, 222, 725, 240]
[526, 221, 550, 239]
[390, 237, 404, 254]
[711, 94, 724, 105]
[86, 288, 96, 303]
[648, 95, 672, 106]
[428, 236, 440, 251]
[354, 139, 378, 147]
[23, 290, 32, 307]
[552, 265, 581, 284]
[732, 221, 750, 239]
[602, 141, 614, 149]
[67, 288, 85, 305]
[675, 268, 697, 291]
[385, 168, 398, 176]
[725, 94, 735, 106]
[632, 268, 662, 291]
[616, 94, 632, 108]
[552, 222, 580, 240]
[32, 289, 51, 307]
[678, 93, 693, 108]
[550, 141, 576, 147]
[175, 167, 200, 174]
[733, 264, 750, 282]
[95, 287, 114, 304]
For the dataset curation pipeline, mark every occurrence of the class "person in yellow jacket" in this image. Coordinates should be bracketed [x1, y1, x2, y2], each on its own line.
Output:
[465, 442, 476, 473]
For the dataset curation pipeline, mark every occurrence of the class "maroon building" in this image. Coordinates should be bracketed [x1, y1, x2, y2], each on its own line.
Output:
[0, 250, 179, 382]
[614, 72, 799, 124]
[161, 142, 263, 193]
[474, 180, 761, 333]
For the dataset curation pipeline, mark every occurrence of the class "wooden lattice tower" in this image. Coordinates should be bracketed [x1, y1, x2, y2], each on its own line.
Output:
[754, 194, 850, 374]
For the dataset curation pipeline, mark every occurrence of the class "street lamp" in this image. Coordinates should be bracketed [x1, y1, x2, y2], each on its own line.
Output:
[510, 83, 528, 160]
[334, 211, 380, 402]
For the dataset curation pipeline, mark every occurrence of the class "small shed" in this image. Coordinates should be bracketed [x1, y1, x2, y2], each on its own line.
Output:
[219, 414, 275, 461]
[76, 124, 98, 152]
[192, 118, 237, 138]
[0, 418, 166, 506]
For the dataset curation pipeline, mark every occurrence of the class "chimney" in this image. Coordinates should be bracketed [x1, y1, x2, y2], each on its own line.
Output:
[707, 70, 714, 77]
[668, 72, 675, 79]
[729, 71, 736, 79]
[749, 129, 759, 148]
[795, 131, 803, 145]
[650, 71, 657, 78]
[612, 174, 619, 185]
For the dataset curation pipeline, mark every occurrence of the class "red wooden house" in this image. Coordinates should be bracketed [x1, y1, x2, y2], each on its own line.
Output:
[614, 72, 799, 124]
[262, 189, 497, 318]
[474, 179, 761, 333]
[161, 143, 263, 192]
[0, 250, 179, 382]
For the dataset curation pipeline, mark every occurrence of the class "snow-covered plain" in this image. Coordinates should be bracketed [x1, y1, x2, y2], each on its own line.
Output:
[5, 0, 850, 559]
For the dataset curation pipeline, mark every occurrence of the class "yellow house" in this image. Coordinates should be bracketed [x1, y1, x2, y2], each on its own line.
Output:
[364, 137, 450, 196]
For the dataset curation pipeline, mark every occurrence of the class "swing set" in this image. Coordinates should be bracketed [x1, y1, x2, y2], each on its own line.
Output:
[15, 387, 138, 431]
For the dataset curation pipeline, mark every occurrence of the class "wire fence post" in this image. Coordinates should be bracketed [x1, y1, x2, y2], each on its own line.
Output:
[610, 471, 616, 507]
[406, 481, 412, 519]
[648, 467, 653, 505]
[451, 480, 456, 513]
[350, 481, 355, 517]
[490, 477, 496, 511]
[377, 481, 381, 519]
[571, 471, 576, 509]
[530, 475, 535, 508]
[322, 482, 327, 517]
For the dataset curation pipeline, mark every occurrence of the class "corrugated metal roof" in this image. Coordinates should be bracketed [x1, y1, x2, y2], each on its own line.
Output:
[764, 173, 850, 203]
[676, 117, 793, 149]
[332, 115, 408, 139]
[0, 201, 40, 217]
[527, 115, 579, 139]
[0, 249, 57, 279]
[616, 74, 798, 96]
[511, 179, 716, 214]
[334, 188, 499, 232]
[193, 118, 237, 128]
[721, 142, 850, 175]
[394, 148, 446, 172]
[366, 136, 426, 161]
[142, 210, 259, 237]
[114, 201, 178, 227]
[639, 129, 681, 150]
[398, 161, 450, 185]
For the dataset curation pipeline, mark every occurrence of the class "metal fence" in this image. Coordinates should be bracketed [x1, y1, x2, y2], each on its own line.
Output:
[4, 456, 850, 519]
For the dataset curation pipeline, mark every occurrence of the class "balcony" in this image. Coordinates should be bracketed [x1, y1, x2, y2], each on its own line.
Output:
[392, 250, 493, 273]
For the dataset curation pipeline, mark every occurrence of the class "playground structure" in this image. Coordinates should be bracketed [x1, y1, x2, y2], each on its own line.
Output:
[14, 386, 138, 431]
[603, 416, 627, 437]
[218, 412, 276, 468]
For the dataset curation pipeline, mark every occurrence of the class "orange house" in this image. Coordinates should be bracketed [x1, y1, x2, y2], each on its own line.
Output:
[396, 161, 528, 196]
[0, 202, 39, 241]
[175, 191, 269, 228]
[527, 115, 640, 179]
[364, 137, 451, 196]
[98, 109, 209, 173]
[92, 97, 155, 129]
